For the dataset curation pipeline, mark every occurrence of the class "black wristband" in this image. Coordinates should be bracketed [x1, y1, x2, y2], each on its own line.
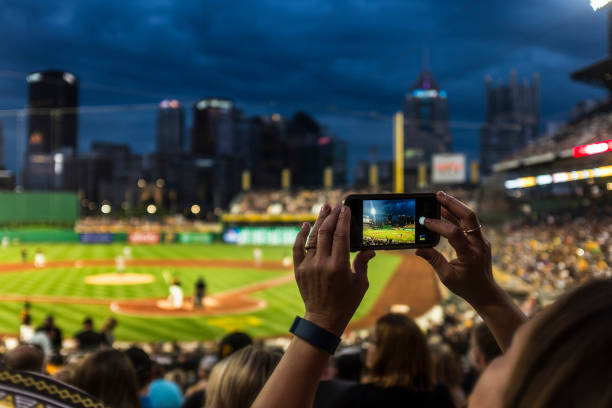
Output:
[289, 316, 341, 355]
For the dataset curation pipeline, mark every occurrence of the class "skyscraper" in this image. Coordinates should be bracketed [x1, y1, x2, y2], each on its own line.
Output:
[403, 69, 451, 188]
[24, 70, 78, 190]
[191, 98, 235, 156]
[480, 71, 540, 175]
[156, 99, 184, 153]
[26, 70, 78, 154]
[0, 121, 4, 169]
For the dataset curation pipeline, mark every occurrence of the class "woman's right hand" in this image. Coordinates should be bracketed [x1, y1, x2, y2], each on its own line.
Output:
[416, 191, 499, 308]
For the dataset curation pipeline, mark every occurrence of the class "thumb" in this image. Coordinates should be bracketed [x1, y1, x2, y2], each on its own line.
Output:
[353, 250, 376, 277]
[416, 248, 450, 279]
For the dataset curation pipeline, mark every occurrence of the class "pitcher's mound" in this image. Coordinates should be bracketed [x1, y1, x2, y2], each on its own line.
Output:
[85, 273, 154, 285]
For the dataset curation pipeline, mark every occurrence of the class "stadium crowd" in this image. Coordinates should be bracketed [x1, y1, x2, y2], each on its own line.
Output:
[2, 193, 611, 407]
[503, 107, 612, 160]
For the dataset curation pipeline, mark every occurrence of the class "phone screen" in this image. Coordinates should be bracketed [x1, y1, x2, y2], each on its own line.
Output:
[362, 199, 416, 246]
[346, 193, 440, 250]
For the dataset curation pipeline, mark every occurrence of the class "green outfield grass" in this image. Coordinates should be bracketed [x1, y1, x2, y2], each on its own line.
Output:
[363, 227, 415, 244]
[0, 244, 400, 341]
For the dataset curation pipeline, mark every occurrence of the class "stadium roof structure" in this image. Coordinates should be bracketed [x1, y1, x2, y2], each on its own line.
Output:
[571, 56, 612, 90]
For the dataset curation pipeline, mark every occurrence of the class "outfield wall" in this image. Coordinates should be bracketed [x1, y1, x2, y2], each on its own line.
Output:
[0, 192, 78, 225]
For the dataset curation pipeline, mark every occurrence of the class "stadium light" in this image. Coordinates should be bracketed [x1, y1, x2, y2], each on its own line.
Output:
[156, 178, 165, 188]
[191, 204, 201, 215]
[371, 208, 376, 215]
[146, 204, 157, 214]
[505, 165, 612, 189]
[591, 0, 612, 11]
[100, 204, 111, 214]
[137, 179, 146, 188]
[573, 139, 612, 158]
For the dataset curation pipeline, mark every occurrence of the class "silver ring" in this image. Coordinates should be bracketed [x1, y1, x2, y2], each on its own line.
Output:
[463, 224, 482, 234]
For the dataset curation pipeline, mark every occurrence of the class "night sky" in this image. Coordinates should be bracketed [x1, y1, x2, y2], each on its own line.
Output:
[0, 0, 608, 175]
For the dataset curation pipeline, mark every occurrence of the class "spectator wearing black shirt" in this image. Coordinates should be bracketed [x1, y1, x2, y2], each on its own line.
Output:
[194, 277, 206, 309]
[36, 315, 63, 353]
[74, 317, 104, 351]
[333, 314, 453, 408]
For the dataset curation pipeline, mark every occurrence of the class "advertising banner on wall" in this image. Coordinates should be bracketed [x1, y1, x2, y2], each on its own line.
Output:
[223, 227, 300, 245]
[79, 233, 113, 244]
[432, 154, 466, 184]
[128, 231, 160, 244]
[178, 233, 214, 244]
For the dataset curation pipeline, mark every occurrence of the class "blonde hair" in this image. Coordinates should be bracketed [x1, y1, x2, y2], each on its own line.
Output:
[204, 345, 281, 408]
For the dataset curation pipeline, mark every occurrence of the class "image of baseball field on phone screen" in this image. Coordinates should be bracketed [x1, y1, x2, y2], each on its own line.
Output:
[362, 199, 416, 245]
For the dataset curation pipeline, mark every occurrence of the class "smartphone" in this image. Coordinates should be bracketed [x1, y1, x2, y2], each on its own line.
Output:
[344, 193, 440, 251]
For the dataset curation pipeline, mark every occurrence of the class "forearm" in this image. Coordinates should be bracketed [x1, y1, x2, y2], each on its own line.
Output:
[252, 337, 329, 408]
[470, 284, 527, 351]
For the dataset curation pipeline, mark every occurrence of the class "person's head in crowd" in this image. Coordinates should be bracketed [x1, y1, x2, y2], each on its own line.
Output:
[102, 317, 117, 332]
[4, 345, 44, 372]
[430, 343, 462, 389]
[22, 314, 32, 326]
[366, 313, 433, 391]
[472, 279, 612, 408]
[198, 355, 218, 380]
[53, 363, 77, 384]
[205, 345, 281, 408]
[72, 349, 141, 408]
[82, 317, 93, 331]
[334, 351, 362, 382]
[125, 346, 153, 392]
[44, 315, 55, 327]
[470, 322, 502, 373]
[218, 331, 253, 359]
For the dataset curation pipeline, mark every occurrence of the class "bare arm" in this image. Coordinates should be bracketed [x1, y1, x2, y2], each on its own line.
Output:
[252, 204, 375, 408]
[417, 191, 526, 351]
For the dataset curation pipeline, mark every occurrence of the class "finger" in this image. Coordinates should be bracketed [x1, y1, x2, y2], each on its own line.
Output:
[306, 204, 331, 250]
[332, 205, 351, 260]
[292, 222, 311, 266]
[317, 205, 342, 257]
[421, 217, 472, 257]
[416, 248, 452, 281]
[436, 191, 485, 243]
[353, 250, 375, 277]
[441, 207, 460, 227]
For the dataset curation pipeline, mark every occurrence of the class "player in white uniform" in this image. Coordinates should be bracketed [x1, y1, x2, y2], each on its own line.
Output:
[34, 249, 46, 268]
[115, 255, 126, 274]
[167, 279, 184, 309]
[253, 248, 263, 267]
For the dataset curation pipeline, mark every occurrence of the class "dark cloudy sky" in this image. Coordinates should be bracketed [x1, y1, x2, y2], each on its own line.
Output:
[0, 0, 608, 174]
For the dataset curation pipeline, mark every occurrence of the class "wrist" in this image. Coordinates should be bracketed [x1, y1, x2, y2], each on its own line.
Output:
[468, 283, 508, 311]
[304, 312, 348, 337]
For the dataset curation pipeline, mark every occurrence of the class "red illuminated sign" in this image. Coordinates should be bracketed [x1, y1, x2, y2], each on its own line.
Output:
[573, 139, 612, 158]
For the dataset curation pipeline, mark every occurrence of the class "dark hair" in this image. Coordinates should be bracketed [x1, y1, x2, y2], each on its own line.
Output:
[4, 345, 44, 372]
[370, 314, 433, 391]
[504, 279, 612, 408]
[472, 322, 501, 363]
[125, 346, 152, 390]
[73, 349, 141, 408]
[334, 352, 362, 382]
[430, 343, 462, 389]
[218, 332, 253, 359]
[83, 317, 93, 326]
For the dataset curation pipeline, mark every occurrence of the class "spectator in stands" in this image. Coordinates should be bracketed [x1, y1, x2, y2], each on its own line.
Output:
[183, 355, 218, 408]
[3, 345, 44, 373]
[253, 193, 612, 408]
[36, 315, 63, 353]
[204, 345, 281, 408]
[332, 313, 454, 407]
[430, 344, 465, 408]
[313, 356, 354, 408]
[126, 346, 154, 408]
[470, 322, 501, 374]
[74, 317, 104, 351]
[100, 317, 118, 347]
[149, 361, 184, 408]
[218, 331, 253, 359]
[73, 349, 141, 408]
[19, 313, 34, 342]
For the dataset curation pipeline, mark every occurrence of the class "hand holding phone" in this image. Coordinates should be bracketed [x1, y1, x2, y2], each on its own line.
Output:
[344, 193, 440, 251]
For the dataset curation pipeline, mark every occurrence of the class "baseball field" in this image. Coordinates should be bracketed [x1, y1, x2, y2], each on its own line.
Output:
[0, 244, 408, 341]
[363, 227, 416, 244]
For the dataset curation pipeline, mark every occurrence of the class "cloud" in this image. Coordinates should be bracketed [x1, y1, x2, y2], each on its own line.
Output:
[0, 0, 608, 172]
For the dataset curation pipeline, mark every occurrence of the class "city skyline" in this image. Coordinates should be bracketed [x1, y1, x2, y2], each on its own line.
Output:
[0, 0, 608, 175]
